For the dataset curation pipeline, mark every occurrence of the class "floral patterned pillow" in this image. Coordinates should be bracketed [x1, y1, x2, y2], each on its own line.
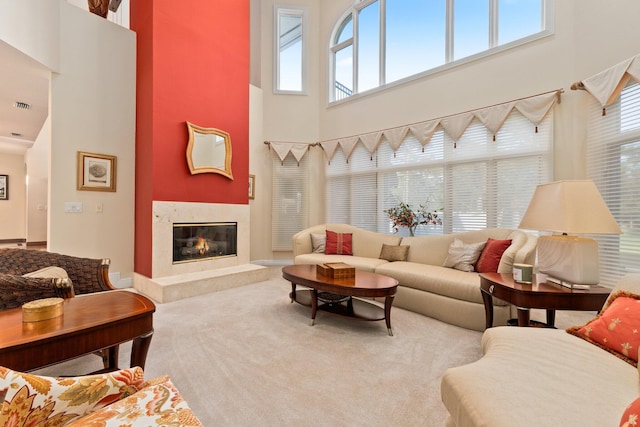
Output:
[67, 376, 204, 426]
[566, 290, 640, 367]
[0, 366, 145, 426]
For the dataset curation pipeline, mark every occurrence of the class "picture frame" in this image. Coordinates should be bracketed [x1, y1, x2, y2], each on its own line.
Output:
[0, 175, 7, 200]
[249, 174, 256, 200]
[77, 152, 117, 192]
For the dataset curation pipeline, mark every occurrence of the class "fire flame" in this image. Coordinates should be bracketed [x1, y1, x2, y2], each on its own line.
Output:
[194, 236, 209, 255]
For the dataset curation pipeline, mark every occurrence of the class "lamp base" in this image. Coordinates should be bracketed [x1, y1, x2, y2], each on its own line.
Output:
[537, 235, 600, 285]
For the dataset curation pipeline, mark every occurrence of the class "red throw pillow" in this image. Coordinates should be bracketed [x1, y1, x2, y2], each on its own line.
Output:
[475, 238, 512, 273]
[620, 396, 640, 427]
[567, 290, 640, 367]
[325, 231, 353, 255]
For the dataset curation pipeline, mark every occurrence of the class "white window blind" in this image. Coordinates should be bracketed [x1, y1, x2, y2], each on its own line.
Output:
[272, 154, 309, 250]
[326, 109, 553, 237]
[586, 82, 640, 287]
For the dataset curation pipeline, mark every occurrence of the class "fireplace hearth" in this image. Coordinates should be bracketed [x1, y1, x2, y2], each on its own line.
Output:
[173, 222, 237, 264]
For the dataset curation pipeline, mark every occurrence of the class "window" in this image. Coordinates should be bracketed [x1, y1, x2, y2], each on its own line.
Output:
[329, 0, 550, 102]
[272, 154, 309, 250]
[274, 7, 306, 94]
[326, 110, 553, 236]
[586, 82, 640, 287]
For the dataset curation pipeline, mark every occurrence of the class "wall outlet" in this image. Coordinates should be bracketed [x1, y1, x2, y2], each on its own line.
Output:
[64, 202, 83, 213]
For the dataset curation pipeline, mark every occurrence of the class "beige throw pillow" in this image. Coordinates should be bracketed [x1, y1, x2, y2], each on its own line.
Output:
[22, 266, 69, 279]
[379, 244, 410, 262]
[442, 239, 486, 272]
[311, 233, 326, 253]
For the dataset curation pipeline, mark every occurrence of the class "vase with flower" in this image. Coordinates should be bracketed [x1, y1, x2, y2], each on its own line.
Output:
[384, 202, 442, 236]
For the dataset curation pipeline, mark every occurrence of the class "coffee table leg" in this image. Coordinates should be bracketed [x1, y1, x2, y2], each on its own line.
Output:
[310, 289, 317, 326]
[130, 330, 153, 369]
[385, 295, 395, 336]
[290, 283, 296, 303]
[481, 290, 494, 329]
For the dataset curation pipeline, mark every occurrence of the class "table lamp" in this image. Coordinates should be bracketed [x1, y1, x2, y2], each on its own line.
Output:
[518, 180, 622, 286]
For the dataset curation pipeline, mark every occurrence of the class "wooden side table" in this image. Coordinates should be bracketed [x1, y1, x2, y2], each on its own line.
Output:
[480, 272, 611, 328]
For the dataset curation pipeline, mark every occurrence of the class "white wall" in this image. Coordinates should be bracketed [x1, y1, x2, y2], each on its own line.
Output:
[0, 153, 25, 240]
[0, 0, 60, 72]
[48, 2, 136, 280]
[253, 0, 640, 260]
[25, 115, 50, 244]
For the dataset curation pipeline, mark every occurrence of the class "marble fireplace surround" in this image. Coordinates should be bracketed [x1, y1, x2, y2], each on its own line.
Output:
[133, 201, 269, 303]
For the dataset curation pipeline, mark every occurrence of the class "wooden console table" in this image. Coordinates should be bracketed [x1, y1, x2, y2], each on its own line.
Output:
[0, 290, 155, 372]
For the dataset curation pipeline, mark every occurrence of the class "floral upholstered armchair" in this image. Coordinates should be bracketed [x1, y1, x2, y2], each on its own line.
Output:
[0, 366, 203, 426]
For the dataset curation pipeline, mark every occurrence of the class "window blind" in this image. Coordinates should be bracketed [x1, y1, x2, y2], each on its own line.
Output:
[326, 109, 553, 237]
[272, 154, 309, 250]
[586, 82, 640, 287]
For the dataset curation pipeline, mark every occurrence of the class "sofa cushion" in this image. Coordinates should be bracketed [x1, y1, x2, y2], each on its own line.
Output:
[567, 290, 640, 367]
[0, 366, 145, 426]
[294, 254, 389, 272]
[375, 262, 509, 306]
[22, 266, 69, 279]
[475, 238, 512, 273]
[620, 396, 640, 427]
[325, 231, 353, 255]
[442, 238, 486, 272]
[67, 376, 204, 427]
[441, 327, 638, 427]
[379, 244, 409, 262]
[311, 233, 326, 253]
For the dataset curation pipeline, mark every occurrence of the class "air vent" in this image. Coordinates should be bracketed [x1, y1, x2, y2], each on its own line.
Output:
[14, 101, 31, 110]
[11, 132, 23, 137]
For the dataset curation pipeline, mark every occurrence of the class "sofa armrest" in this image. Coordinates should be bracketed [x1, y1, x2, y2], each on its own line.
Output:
[67, 376, 204, 426]
[0, 273, 75, 310]
[292, 224, 327, 257]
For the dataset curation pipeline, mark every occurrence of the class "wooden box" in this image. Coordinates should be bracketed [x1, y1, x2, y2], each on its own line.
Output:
[22, 297, 64, 322]
[317, 262, 356, 279]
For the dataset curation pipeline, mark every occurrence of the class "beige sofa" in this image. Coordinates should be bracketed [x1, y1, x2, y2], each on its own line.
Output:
[292, 224, 537, 331]
[441, 274, 639, 427]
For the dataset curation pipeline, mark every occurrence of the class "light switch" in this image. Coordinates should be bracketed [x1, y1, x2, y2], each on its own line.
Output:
[64, 202, 83, 213]
[96, 203, 103, 213]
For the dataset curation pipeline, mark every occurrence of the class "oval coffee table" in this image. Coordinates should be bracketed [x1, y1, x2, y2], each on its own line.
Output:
[282, 264, 398, 336]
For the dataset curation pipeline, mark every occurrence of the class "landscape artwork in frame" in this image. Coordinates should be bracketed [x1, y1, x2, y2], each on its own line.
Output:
[0, 175, 7, 200]
[77, 152, 116, 192]
[249, 174, 255, 199]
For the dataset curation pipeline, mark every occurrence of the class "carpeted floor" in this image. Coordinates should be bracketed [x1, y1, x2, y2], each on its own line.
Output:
[35, 266, 594, 426]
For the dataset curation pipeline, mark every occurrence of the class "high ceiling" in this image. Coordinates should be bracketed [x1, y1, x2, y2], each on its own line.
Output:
[0, 40, 50, 155]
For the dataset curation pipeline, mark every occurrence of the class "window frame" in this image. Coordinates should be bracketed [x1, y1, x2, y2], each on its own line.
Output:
[328, 0, 555, 104]
[274, 5, 308, 95]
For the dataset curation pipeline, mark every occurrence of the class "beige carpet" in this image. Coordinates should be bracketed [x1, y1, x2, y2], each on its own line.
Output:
[35, 267, 594, 426]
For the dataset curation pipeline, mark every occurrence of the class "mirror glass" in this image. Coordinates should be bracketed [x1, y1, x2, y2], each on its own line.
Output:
[186, 122, 233, 179]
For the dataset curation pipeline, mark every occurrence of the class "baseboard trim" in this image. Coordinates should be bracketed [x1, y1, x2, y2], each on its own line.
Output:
[0, 239, 26, 244]
[27, 241, 47, 247]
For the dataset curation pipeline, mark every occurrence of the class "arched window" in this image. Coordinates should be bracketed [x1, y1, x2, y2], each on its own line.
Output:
[329, 0, 553, 102]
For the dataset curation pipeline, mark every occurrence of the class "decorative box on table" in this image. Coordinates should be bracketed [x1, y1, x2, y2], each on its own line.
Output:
[22, 297, 64, 322]
[316, 262, 356, 279]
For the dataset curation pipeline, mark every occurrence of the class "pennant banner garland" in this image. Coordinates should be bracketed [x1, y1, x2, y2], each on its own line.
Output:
[267, 89, 561, 164]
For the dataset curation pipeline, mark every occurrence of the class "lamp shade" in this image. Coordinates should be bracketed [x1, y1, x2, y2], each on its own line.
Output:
[518, 180, 622, 234]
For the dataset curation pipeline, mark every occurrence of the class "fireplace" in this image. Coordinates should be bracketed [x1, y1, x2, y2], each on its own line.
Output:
[173, 222, 237, 264]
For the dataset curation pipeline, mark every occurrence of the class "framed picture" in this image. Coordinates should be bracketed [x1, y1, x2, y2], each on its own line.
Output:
[0, 175, 7, 200]
[77, 152, 117, 192]
[249, 174, 256, 200]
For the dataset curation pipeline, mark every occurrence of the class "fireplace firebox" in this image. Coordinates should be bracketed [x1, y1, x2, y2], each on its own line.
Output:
[173, 222, 237, 264]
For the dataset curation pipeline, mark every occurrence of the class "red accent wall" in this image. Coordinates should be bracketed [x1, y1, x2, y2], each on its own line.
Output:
[131, 1, 250, 277]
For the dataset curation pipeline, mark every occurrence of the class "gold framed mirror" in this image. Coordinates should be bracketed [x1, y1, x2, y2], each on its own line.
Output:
[186, 121, 233, 179]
